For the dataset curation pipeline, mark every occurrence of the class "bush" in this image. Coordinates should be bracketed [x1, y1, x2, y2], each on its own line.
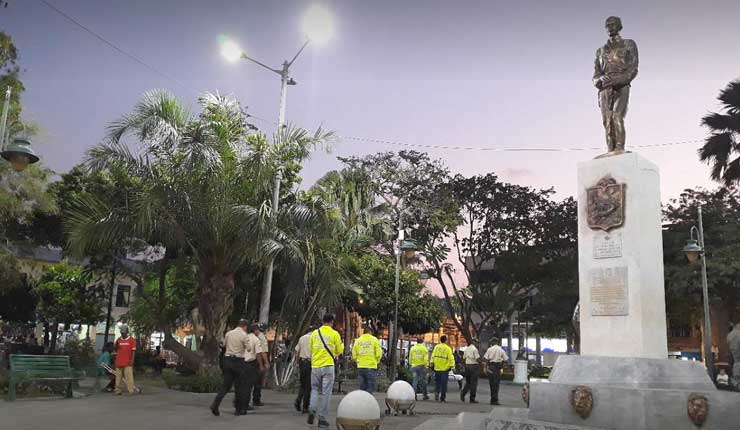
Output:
[63, 338, 96, 369]
[528, 365, 551, 379]
[162, 368, 222, 393]
[397, 366, 413, 384]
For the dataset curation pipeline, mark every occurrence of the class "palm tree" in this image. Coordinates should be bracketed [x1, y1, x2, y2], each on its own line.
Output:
[698, 79, 740, 185]
[65, 90, 333, 367]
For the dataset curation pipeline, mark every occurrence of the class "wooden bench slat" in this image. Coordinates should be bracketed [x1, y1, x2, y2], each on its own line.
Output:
[7, 354, 78, 401]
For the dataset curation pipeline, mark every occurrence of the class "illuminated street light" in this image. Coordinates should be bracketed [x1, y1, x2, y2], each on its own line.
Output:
[302, 4, 335, 45]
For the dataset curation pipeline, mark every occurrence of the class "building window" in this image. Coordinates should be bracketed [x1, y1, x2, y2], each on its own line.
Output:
[115, 285, 131, 308]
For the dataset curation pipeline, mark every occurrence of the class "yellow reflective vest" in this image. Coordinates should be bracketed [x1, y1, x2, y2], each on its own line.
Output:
[430, 343, 454, 371]
[309, 325, 344, 368]
[409, 343, 429, 368]
[351, 333, 382, 369]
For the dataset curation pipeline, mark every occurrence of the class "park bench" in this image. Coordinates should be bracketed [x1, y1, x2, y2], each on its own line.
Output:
[8, 354, 82, 401]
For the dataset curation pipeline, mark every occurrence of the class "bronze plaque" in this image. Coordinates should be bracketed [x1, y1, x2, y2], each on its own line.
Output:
[590, 266, 629, 316]
[587, 176, 625, 232]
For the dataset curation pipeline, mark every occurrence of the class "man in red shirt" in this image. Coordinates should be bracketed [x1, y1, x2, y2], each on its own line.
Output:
[114, 325, 137, 395]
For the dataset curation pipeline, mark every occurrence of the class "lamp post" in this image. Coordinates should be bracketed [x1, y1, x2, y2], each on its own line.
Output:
[219, 5, 335, 325]
[682, 205, 713, 379]
[389, 211, 404, 382]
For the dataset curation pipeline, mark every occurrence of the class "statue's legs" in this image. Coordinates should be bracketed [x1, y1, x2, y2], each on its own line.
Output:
[611, 86, 630, 151]
[599, 89, 615, 152]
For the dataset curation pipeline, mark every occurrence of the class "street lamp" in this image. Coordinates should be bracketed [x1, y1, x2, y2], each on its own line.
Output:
[219, 5, 335, 325]
[682, 205, 713, 379]
[0, 87, 39, 173]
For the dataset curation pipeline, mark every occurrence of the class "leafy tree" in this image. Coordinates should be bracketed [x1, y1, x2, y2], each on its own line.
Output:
[349, 253, 442, 335]
[663, 187, 740, 330]
[0, 162, 57, 244]
[65, 90, 333, 367]
[698, 79, 740, 186]
[0, 250, 36, 322]
[0, 31, 25, 139]
[35, 263, 105, 352]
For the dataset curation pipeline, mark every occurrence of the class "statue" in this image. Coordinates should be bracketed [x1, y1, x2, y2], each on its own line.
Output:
[593, 16, 639, 154]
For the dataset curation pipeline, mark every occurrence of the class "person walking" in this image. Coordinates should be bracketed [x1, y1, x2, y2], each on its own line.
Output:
[293, 326, 313, 413]
[211, 319, 250, 416]
[409, 339, 430, 400]
[243, 323, 267, 413]
[251, 323, 269, 407]
[114, 325, 138, 396]
[351, 326, 382, 393]
[307, 314, 344, 429]
[484, 338, 508, 405]
[97, 342, 116, 392]
[430, 335, 454, 403]
[460, 343, 481, 403]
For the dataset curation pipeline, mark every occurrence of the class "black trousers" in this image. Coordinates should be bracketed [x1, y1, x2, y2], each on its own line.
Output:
[296, 358, 311, 410]
[212, 357, 246, 411]
[252, 364, 264, 403]
[241, 361, 259, 411]
[461, 364, 479, 401]
[488, 362, 503, 403]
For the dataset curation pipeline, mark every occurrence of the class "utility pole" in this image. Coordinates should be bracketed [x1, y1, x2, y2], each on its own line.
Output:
[0, 86, 11, 150]
[389, 207, 404, 381]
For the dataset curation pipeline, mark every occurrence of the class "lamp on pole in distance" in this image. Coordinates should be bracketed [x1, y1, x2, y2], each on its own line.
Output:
[682, 205, 714, 379]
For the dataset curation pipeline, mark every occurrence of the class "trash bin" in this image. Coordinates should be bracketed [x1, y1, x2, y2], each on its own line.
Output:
[513, 359, 528, 384]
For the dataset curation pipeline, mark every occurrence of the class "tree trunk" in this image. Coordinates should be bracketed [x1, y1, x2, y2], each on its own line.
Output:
[50, 323, 59, 354]
[43, 322, 50, 350]
[197, 259, 236, 367]
[163, 332, 203, 372]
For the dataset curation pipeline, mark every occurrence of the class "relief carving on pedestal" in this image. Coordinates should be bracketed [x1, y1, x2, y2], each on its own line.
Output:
[570, 385, 594, 419]
[522, 382, 530, 407]
[587, 176, 625, 232]
[687, 393, 709, 427]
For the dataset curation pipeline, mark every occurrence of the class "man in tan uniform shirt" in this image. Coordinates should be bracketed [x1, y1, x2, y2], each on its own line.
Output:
[211, 319, 249, 416]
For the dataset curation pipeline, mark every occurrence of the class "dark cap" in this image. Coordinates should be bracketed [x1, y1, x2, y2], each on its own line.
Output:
[250, 323, 261, 332]
[238, 319, 250, 326]
[259, 323, 267, 331]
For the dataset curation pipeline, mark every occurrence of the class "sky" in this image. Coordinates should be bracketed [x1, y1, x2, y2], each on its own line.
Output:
[3, 0, 740, 202]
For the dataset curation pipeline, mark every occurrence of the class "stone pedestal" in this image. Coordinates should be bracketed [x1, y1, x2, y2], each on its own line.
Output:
[412, 152, 740, 430]
[577, 153, 667, 359]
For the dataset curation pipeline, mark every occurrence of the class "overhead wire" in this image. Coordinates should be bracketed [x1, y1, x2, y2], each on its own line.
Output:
[38, 0, 706, 155]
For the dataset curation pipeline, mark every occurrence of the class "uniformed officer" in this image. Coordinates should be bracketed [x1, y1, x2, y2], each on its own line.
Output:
[251, 323, 269, 407]
[293, 325, 314, 413]
[430, 335, 455, 402]
[211, 319, 249, 416]
[243, 323, 267, 413]
[483, 337, 508, 405]
[351, 326, 382, 393]
[409, 338, 430, 400]
[460, 342, 481, 403]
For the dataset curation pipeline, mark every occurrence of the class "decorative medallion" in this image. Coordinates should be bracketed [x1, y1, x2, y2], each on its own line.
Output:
[522, 382, 530, 407]
[687, 393, 709, 427]
[570, 385, 594, 419]
[586, 175, 626, 232]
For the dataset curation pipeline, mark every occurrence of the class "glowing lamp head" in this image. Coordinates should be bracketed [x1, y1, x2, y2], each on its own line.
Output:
[302, 4, 335, 45]
[219, 35, 243, 63]
[683, 239, 702, 264]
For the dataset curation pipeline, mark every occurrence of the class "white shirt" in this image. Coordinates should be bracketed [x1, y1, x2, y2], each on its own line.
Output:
[294, 332, 312, 359]
[463, 345, 480, 364]
[484, 345, 508, 363]
[223, 327, 249, 357]
[244, 333, 265, 362]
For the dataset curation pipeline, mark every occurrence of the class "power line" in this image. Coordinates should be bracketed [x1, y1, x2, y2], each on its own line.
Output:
[37, 0, 706, 155]
[337, 136, 705, 153]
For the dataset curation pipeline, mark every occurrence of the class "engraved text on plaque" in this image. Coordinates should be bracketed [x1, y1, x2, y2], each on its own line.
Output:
[590, 266, 628, 316]
[593, 233, 623, 259]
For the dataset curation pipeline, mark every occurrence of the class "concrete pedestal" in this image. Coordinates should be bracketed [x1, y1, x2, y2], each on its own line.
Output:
[577, 153, 667, 359]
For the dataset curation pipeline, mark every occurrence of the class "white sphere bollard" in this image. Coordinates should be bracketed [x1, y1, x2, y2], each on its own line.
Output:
[385, 380, 416, 416]
[336, 390, 381, 430]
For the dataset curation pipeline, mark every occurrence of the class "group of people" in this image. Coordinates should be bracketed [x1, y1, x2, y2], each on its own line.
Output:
[210, 320, 269, 416]
[96, 324, 140, 395]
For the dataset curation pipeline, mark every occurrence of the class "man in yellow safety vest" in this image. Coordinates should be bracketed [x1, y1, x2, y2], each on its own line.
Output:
[307, 314, 344, 429]
[430, 335, 455, 402]
[409, 338, 430, 400]
[351, 326, 382, 393]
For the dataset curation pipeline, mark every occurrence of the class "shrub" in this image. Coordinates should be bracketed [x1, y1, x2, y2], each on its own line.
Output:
[63, 338, 96, 369]
[396, 366, 413, 384]
[162, 368, 222, 393]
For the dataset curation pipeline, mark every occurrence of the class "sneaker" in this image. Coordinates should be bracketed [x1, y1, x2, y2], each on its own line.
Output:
[307, 413, 315, 425]
[210, 405, 220, 416]
[318, 419, 330, 428]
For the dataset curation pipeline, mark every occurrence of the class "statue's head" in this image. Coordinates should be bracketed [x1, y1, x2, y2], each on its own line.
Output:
[605, 16, 623, 37]
[687, 393, 709, 426]
[570, 385, 594, 419]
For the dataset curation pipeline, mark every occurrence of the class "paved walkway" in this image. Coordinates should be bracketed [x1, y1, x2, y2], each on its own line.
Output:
[2, 381, 526, 430]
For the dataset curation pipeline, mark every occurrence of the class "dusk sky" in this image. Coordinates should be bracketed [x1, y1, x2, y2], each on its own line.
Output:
[4, 0, 739, 202]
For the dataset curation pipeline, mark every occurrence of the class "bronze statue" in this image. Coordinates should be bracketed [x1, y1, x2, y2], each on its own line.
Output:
[687, 393, 709, 427]
[570, 385, 594, 419]
[593, 16, 639, 154]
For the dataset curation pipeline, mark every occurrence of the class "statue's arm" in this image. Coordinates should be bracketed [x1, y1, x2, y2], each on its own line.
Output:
[612, 40, 639, 87]
[592, 48, 606, 88]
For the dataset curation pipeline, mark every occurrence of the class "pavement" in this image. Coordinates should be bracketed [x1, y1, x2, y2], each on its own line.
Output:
[2, 379, 526, 430]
